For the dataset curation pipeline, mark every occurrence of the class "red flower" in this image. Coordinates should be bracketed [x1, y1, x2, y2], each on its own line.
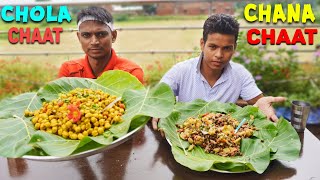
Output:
[67, 104, 81, 123]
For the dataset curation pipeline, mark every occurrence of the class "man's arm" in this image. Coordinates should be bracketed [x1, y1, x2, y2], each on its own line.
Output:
[130, 68, 144, 84]
[246, 94, 263, 105]
[58, 63, 69, 78]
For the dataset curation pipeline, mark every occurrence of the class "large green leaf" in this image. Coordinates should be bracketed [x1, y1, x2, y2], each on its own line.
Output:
[38, 78, 93, 101]
[175, 99, 239, 123]
[0, 70, 175, 157]
[0, 93, 42, 157]
[0, 92, 42, 118]
[122, 82, 175, 120]
[159, 100, 301, 174]
[269, 119, 301, 161]
[95, 70, 145, 96]
[38, 71, 144, 101]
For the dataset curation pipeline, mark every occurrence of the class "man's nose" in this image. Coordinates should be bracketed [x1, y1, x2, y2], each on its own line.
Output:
[90, 35, 99, 45]
[215, 48, 223, 58]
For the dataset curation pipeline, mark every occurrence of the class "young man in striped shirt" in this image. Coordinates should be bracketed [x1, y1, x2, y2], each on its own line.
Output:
[153, 14, 285, 131]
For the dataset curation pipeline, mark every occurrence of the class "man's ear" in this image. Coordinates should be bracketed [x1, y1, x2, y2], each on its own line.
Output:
[111, 30, 117, 43]
[200, 38, 204, 51]
[76, 31, 80, 41]
[232, 43, 237, 55]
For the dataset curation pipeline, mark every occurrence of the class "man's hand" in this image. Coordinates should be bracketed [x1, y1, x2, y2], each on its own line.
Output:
[253, 96, 286, 122]
[151, 117, 165, 137]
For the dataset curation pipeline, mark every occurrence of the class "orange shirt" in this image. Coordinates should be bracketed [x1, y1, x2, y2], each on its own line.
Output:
[58, 49, 144, 83]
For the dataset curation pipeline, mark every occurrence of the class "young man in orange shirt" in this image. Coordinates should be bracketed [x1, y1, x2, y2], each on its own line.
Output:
[58, 6, 144, 83]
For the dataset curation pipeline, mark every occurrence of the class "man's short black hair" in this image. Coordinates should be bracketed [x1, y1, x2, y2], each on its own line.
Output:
[77, 6, 113, 24]
[203, 14, 239, 43]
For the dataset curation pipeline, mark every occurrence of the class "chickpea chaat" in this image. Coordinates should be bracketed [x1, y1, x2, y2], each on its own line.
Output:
[24, 88, 125, 140]
[177, 113, 257, 157]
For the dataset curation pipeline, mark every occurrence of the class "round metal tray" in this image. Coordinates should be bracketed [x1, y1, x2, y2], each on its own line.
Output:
[22, 125, 145, 162]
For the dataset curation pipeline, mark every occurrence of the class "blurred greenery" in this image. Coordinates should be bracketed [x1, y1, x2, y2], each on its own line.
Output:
[0, 58, 58, 100]
[233, 33, 320, 107]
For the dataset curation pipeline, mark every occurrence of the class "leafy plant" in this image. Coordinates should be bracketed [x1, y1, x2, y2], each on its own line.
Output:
[159, 99, 301, 174]
[233, 32, 320, 108]
[0, 70, 175, 158]
[0, 58, 58, 100]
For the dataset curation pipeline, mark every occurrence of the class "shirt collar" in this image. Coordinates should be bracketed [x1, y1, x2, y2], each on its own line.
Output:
[196, 52, 203, 74]
[102, 48, 117, 72]
[215, 62, 232, 86]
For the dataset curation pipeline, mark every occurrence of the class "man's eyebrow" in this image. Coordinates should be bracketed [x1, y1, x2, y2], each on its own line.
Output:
[207, 43, 232, 47]
[207, 43, 217, 46]
[97, 31, 109, 33]
[223, 45, 234, 48]
[80, 31, 109, 34]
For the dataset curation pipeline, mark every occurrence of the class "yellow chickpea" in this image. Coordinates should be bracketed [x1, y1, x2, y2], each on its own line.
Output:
[91, 130, 98, 137]
[70, 133, 78, 140]
[61, 124, 67, 131]
[82, 131, 88, 136]
[46, 129, 53, 134]
[52, 127, 58, 134]
[99, 119, 105, 126]
[85, 113, 92, 118]
[58, 129, 63, 136]
[78, 133, 84, 140]
[104, 122, 111, 129]
[66, 121, 73, 128]
[94, 122, 100, 127]
[34, 123, 40, 130]
[81, 124, 86, 131]
[31, 117, 38, 124]
[51, 119, 58, 127]
[109, 108, 115, 113]
[91, 117, 97, 123]
[40, 123, 46, 130]
[44, 122, 51, 128]
[87, 128, 93, 135]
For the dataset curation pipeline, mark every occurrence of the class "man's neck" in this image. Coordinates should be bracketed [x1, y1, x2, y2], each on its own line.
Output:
[200, 63, 223, 87]
[88, 54, 111, 77]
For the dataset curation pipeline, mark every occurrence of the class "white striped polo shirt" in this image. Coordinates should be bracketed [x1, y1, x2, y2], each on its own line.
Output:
[160, 56, 262, 103]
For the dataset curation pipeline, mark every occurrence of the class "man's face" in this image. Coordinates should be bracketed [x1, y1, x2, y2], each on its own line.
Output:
[200, 33, 236, 71]
[77, 20, 116, 60]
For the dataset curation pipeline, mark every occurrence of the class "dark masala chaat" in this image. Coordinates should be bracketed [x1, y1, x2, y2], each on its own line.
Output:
[177, 113, 257, 157]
